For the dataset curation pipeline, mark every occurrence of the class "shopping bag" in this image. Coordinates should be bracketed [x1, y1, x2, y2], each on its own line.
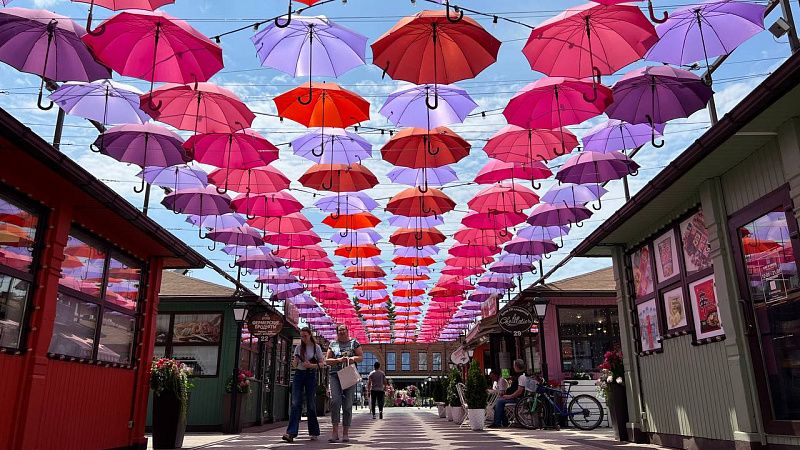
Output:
[338, 361, 361, 390]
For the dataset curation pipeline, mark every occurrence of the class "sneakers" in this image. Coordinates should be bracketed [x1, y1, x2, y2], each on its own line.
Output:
[310, 436, 319, 441]
[379, 411, 383, 419]
[281, 434, 294, 443]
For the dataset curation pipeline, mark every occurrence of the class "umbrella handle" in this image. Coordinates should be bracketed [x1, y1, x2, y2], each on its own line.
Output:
[421, 203, 434, 215]
[340, 229, 349, 238]
[298, 86, 313, 105]
[544, 252, 552, 260]
[216, 185, 228, 195]
[414, 229, 424, 240]
[275, 0, 293, 28]
[311, 145, 324, 157]
[575, 220, 584, 228]
[582, 67, 602, 102]
[646, 115, 665, 148]
[417, 184, 429, 194]
[531, 179, 542, 190]
[208, 241, 218, 251]
[329, 211, 340, 220]
[198, 227, 208, 239]
[445, 1, 464, 23]
[85, 23, 107, 37]
[246, 211, 257, 220]
[133, 177, 147, 193]
[556, 234, 565, 249]
[37, 80, 54, 111]
[322, 176, 333, 191]
[648, 0, 669, 24]
[427, 145, 440, 156]
[89, 143, 102, 153]
[425, 89, 439, 110]
[146, 93, 163, 112]
[229, 261, 237, 269]
[498, 228, 509, 238]
[591, 197, 602, 211]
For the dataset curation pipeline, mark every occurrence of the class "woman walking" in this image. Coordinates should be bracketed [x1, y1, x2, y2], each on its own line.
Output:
[367, 361, 386, 419]
[325, 324, 363, 443]
[282, 327, 324, 443]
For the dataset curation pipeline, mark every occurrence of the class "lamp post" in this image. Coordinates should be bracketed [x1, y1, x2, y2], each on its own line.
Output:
[427, 376, 433, 408]
[228, 300, 249, 434]
[532, 297, 549, 381]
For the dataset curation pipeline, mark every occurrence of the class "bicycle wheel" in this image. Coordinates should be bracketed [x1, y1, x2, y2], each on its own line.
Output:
[514, 397, 538, 430]
[568, 394, 604, 430]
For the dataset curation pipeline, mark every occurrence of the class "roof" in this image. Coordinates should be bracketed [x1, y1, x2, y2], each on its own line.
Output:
[0, 107, 206, 269]
[159, 270, 238, 298]
[526, 267, 616, 295]
[573, 51, 800, 257]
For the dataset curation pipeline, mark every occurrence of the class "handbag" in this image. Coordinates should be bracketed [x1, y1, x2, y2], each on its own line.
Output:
[337, 360, 361, 390]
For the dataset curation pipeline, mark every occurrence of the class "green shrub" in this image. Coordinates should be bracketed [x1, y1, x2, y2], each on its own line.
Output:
[447, 367, 462, 407]
[465, 361, 488, 409]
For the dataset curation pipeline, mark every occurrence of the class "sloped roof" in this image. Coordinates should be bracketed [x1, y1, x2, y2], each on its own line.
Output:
[522, 267, 616, 295]
[159, 270, 237, 298]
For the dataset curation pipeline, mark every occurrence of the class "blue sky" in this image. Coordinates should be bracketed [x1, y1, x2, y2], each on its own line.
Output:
[0, 0, 792, 302]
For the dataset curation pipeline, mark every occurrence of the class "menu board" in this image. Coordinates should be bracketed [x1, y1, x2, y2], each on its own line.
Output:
[654, 229, 680, 283]
[172, 314, 222, 343]
[631, 246, 654, 298]
[689, 275, 724, 340]
[680, 211, 712, 274]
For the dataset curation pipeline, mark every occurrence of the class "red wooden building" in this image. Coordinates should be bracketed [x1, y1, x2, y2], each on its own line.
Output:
[0, 108, 206, 449]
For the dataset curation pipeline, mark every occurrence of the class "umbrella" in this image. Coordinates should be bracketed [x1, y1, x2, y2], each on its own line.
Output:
[185, 129, 279, 187]
[189, 213, 245, 230]
[343, 265, 386, 279]
[315, 192, 378, 215]
[247, 213, 312, 234]
[223, 245, 270, 259]
[605, 66, 713, 147]
[72, 0, 175, 28]
[231, 191, 304, 218]
[504, 237, 559, 257]
[205, 226, 263, 251]
[556, 151, 639, 185]
[142, 82, 255, 134]
[0, 8, 111, 110]
[162, 186, 232, 224]
[484, 125, 579, 164]
[50, 80, 150, 125]
[474, 159, 551, 188]
[393, 246, 439, 257]
[381, 127, 470, 168]
[582, 119, 665, 153]
[291, 128, 371, 165]
[380, 84, 477, 128]
[387, 167, 458, 190]
[449, 244, 500, 258]
[388, 215, 444, 228]
[331, 230, 382, 245]
[277, 245, 327, 260]
[274, 82, 370, 128]
[468, 183, 540, 214]
[208, 166, 289, 194]
[299, 163, 379, 192]
[263, 232, 322, 247]
[453, 227, 512, 246]
[645, 1, 766, 71]
[390, 228, 446, 247]
[387, 188, 456, 217]
[83, 10, 222, 98]
[236, 253, 285, 270]
[335, 244, 381, 259]
[527, 202, 593, 227]
[461, 211, 527, 230]
[322, 212, 381, 230]
[138, 165, 208, 190]
[393, 256, 436, 267]
[541, 183, 607, 210]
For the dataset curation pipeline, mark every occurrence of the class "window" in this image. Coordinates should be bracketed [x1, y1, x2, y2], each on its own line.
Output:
[359, 351, 379, 376]
[154, 313, 222, 376]
[276, 337, 289, 385]
[48, 229, 143, 366]
[558, 307, 620, 373]
[387, 352, 396, 371]
[240, 336, 260, 375]
[418, 351, 427, 371]
[432, 352, 442, 371]
[0, 192, 41, 351]
[401, 352, 411, 371]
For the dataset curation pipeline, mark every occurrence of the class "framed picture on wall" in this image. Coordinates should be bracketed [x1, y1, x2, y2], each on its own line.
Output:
[631, 246, 654, 298]
[680, 210, 712, 274]
[688, 275, 725, 341]
[654, 229, 680, 283]
[661, 286, 689, 335]
[636, 298, 662, 353]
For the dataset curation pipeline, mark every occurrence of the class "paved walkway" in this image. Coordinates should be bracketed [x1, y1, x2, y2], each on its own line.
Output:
[153, 407, 669, 449]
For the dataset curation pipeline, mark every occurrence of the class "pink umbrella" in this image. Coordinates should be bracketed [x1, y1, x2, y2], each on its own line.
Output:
[461, 210, 527, 231]
[187, 129, 279, 177]
[208, 166, 289, 195]
[263, 232, 322, 247]
[231, 191, 304, 218]
[141, 82, 255, 134]
[448, 244, 500, 258]
[453, 227, 512, 246]
[467, 183, 540, 214]
[474, 159, 552, 188]
[72, 0, 175, 29]
[247, 213, 312, 234]
[484, 125, 579, 164]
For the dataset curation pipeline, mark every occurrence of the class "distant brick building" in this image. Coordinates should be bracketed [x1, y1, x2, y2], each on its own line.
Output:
[356, 342, 459, 388]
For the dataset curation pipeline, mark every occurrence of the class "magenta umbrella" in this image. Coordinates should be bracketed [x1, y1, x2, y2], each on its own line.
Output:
[142, 82, 255, 134]
[162, 186, 232, 230]
[474, 159, 551, 188]
[555, 151, 639, 186]
[467, 183, 540, 214]
[231, 191, 304, 219]
[527, 202, 593, 227]
[72, 0, 175, 29]
[461, 211, 528, 231]
[0, 8, 111, 110]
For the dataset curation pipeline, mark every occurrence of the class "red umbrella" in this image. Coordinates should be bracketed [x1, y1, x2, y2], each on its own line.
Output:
[142, 82, 255, 134]
[299, 163, 379, 192]
[395, 273, 430, 282]
[474, 159, 552, 188]
[394, 288, 425, 298]
[335, 244, 381, 259]
[231, 191, 304, 218]
[484, 125, 579, 164]
[343, 266, 386, 279]
[247, 213, 312, 233]
[441, 266, 484, 276]
[274, 82, 369, 128]
[742, 237, 780, 255]
[354, 280, 387, 291]
[322, 212, 381, 230]
[468, 183, 540, 214]
[390, 228, 446, 247]
[381, 127, 470, 168]
[387, 188, 456, 217]
[393, 256, 436, 267]
[208, 166, 288, 195]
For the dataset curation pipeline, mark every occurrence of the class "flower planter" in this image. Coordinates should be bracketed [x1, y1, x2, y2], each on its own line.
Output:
[436, 403, 446, 418]
[152, 392, 187, 449]
[467, 409, 485, 430]
[452, 406, 466, 424]
[446, 405, 453, 421]
[221, 393, 246, 434]
[607, 383, 629, 442]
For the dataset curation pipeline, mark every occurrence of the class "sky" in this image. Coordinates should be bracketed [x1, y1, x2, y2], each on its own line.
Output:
[0, 0, 792, 306]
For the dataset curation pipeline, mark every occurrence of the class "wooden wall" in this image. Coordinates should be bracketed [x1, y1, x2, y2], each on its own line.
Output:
[721, 141, 785, 213]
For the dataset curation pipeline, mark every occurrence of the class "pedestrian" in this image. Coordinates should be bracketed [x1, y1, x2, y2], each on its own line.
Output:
[282, 327, 324, 443]
[367, 361, 386, 419]
[325, 324, 364, 443]
[489, 359, 528, 428]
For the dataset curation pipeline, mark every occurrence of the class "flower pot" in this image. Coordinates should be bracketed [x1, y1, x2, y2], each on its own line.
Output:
[152, 392, 187, 449]
[446, 405, 453, 421]
[452, 406, 466, 424]
[221, 393, 246, 434]
[468, 409, 485, 431]
[436, 403, 446, 418]
[607, 383, 629, 442]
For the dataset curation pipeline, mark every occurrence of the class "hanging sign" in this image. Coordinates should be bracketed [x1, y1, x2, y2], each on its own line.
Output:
[247, 311, 283, 338]
[450, 347, 469, 365]
[481, 295, 499, 319]
[498, 306, 534, 336]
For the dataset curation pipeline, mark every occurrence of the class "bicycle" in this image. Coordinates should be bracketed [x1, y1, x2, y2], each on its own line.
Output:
[515, 380, 604, 431]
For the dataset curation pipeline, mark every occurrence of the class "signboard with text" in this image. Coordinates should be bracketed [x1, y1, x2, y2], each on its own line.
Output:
[498, 306, 534, 336]
[247, 311, 283, 339]
[481, 295, 498, 319]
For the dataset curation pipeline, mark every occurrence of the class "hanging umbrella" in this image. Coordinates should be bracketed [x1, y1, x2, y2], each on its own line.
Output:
[386, 188, 456, 217]
[556, 151, 639, 185]
[468, 183, 540, 214]
[381, 127, 470, 168]
[527, 202, 593, 227]
[343, 265, 386, 279]
[263, 231, 322, 247]
[236, 253, 285, 270]
[516, 226, 571, 247]
[504, 237, 559, 257]
[222, 244, 270, 258]
[461, 211, 527, 230]
[331, 230, 382, 246]
[454, 227, 513, 246]
[185, 129, 279, 183]
[292, 128, 372, 165]
[162, 186, 232, 220]
[205, 226, 263, 251]
[83, 10, 222, 98]
[189, 213, 245, 230]
[335, 244, 381, 259]
[393, 246, 439, 257]
[299, 163, 379, 192]
[71, 0, 175, 28]
[138, 165, 208, 190]
[645, 1, 766, 72]
[390, 228, 447, 247]
[141, 82, 255, 134]
[274, 82, 370, 128]
[582, 119, 665, 153]
[315, 192, 378, 214]
[208, 166, 289, 194]
[247, 213, 312, 234]
[387, 167, 458, 189]
[605, 66, 713, 147]
[388, 215, 444, 228]
[393, 256, 436, 267]
[0, 8, 111, 110]
[474, 159, 552, 188]
[276, 245, 327, 260]
[484, 125, 579, 164]
[541, 183, 607, 210]
[449, 244, 500, 258]
[380, 84, 477, 128]
[322, 212, 381, 230]
[50, 80, 150, 125]
[231, 191, 304, 218]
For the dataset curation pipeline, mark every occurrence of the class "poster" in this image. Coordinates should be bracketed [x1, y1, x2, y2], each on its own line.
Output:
[172, 314, 222, 343]
[637, 299, 661, 352]
[689, 275, 725, 340]
[631, 246, 654, 298]
[680, 211, 712, 274]
[662, 287, 688, 333]
[654, 230, 680, 283]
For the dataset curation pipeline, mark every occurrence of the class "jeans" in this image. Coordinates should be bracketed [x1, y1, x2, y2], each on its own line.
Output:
[492, 398, 517, 426]
[329, 372, 355, 426]
[286, 370, 320, 437]
[370, 390, 385, 415]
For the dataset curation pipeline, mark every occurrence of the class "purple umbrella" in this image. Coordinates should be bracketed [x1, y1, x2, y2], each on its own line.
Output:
[205, 225, 263, 251]
[331, 229, 382, 245]
[236, 253, 285, 270]
[541, 183, 607, 210]
[516, 225, 571, 247]
[314, 192, 378, 214]
[223, 244, 271, 258]
[138, 165, 208, 190]
[190, 214, 245, 231]
[504, 237, 559, 257]
[95, 123, 187, 192]
[338, 256, 384, 267]
[0, 8, 111, 110]
[292, 128, 372, 164]
[380, 84, 478, 129]
[527, 202, 593, 227]
[460, 301, 484, 311]
[387, 166, 458, 190]
[477, 273, 515, 289]
[393, 246, 439, 257]
[645, 1, 766, 69]
[582, 119, 665, 153]
[162, 186, 232, 226]
[606, 66, 713, 147]
[49, 80, 150, 125]
[392, 266, 430, 275]
[489, 259, 533, 275]
[555, 151, 639, 186]
[388, 215, 444, 228]
[275, 284, 307, 300]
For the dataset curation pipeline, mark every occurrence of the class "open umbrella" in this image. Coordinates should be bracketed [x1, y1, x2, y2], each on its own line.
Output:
[247, 213, 312, 234]
[274, 82, 369, 128]
[162, 186, 232, 225]
[72, 0, 174, 28]
[205, 226, 263, 251]
[315, 192, 378, 215]
[484, 125, 578, 164]
[504, 237, 558, 257]
[387, 188, 456, 217]
[231, 191, 304, 219]
[138, 165, 208, 190]
[449, 244, 500, 258]
[555, 151, 639, 185]
[263, 231, 322, 247]
[387, 166, 458, 190]
[185, 129, 279, 183]
[190, 214, 245, 231]
[390, 228, 446, 247]
[380, 84, 477, 128]
[291, 128, 371, 165]
[50, 80, 150, 125]
[381, 127, 470, 169]
[322, 212, 381, 230]
[461, 211, 527, 231]
[454, 227, 513, 247]
[142, 82, 255, 134]
[389, 215, 444, 228]
[299, 163, 378, 192]
[527, 202, 593, 227]
[332, 229, 382, 246]
[208, 166, 289, 194]
[541, 183, 607, 210]
[582, 119, 665, 153]
[474, 159, 552, 188]
[468, 183, 540, 214]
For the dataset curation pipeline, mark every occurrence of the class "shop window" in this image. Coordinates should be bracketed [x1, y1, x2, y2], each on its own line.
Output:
[276, 337, 289, 385]
[48, 293, 99, 359]
[432, 352, 442, 371]
[240, 336, 260, 375]
[154, 312, 222, 376]
[401, 351, 411, 371]
[387, 352, 396, 371]
[418, 351, 427, 371]
[558, 307, 620, 374]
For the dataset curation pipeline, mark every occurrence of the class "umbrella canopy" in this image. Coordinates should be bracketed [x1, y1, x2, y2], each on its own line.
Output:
[94, 123, 186, 168]
[299, 163, 379, 192]
[556, 151, 639, 184]
[236, 253, 285, 270]
[387, 166, 458, 188]
[380, 84, 477, 129]
[206, 226, 263, 247]
[503, 77, 613, 130]
[343, 265, 386, 279]
[331, 229, 382, 245]
[454, 227, 512, 246]
[231, 192, 304, 218]
[381, 127, 470, 168]
[263, 231, 322, 247]
[449, 244, 500, 258]
[291, 128, 372, 165]
[335, 244, 381, 258]
[504, 237, 559, 256]
[247, 213, 312, 233]
[162, 186, 232, 216]
[50, 80, 150, 125]
[276, 245, 327, 260]
[322, 212, 381, 230]
[208, 166, 290, 194]
[315, 192, 378, 213]
[484, 125, 578, 164]
[73, 0, 174, 10]
[274, 82, 370, 128]
[138, 165, 208, 190]
[190, 213, 245, 230]
[582, 119, 665, 153]
[388, 215, 444, 228]
[541, 183, 606, 207]
[390, 228, 446, 247]
[142, 82, 255, 134]
[185, 129, 279, 170]
[461, 211, 527, 230]
[386, 188, 456, 217]
[474, 159, 551, 185]
[468, 183, 540, 214]
[527, 202, 593, 227]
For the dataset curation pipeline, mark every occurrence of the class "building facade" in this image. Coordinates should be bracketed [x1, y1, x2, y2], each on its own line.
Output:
[357, 342, 458, 388]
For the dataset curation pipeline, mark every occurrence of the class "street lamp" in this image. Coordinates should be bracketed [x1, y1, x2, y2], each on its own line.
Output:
[228, 300, 249, 434]
[532, 297, 549, 381]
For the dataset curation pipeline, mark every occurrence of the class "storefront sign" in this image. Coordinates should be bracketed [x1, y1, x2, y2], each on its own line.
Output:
[481, 295, 498, 319]
[465, 322, 481, 343]
[247, 311, 283, 338]
[498, 306, 534, 336]
[450, 347, 469, 365]
[285, 302, 300, 326]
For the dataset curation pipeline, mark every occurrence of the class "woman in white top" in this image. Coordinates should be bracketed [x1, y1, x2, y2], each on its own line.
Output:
[282, 327, 325, 443]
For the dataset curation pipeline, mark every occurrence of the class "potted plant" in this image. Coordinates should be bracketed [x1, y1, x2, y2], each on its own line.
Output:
[597, 350, 628, 441]
[222, 368, 253, 434]
[433, 378, 447, 418]
[465, 361, 488, 431]
[447, 368, 463, 423]
[315, 384, 328, 416]
[150, 358, 193, 449]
